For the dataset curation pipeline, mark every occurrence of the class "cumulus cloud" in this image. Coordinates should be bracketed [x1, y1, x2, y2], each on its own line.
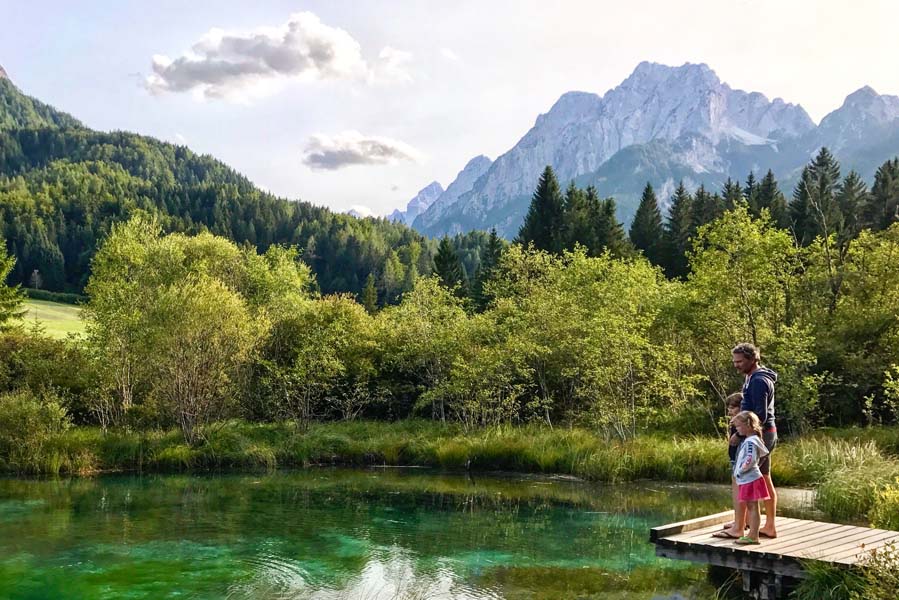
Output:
[440, 47, 461, 62]
[302, 131, 423, 171]
[146, 12, 411, 99]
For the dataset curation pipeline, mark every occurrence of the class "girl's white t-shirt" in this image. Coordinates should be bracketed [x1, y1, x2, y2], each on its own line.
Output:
[733, 434, 769, 485]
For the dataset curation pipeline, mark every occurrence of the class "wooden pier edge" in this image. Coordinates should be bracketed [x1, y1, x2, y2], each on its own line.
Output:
[649, 510, 733, 542]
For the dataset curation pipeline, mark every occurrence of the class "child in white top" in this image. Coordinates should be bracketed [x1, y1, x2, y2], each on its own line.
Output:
[731, 410, 770, 545]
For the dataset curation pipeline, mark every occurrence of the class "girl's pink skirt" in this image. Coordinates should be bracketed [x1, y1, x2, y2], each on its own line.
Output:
[738, 478, 770, 502]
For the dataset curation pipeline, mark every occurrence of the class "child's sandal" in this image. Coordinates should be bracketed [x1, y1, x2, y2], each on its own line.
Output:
[735, 536, 760, 545]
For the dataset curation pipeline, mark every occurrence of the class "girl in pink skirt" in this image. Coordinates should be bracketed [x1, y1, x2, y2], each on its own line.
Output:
[731, 410, 771, 545]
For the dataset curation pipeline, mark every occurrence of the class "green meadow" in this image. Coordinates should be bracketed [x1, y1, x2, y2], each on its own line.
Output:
[19, 299, 85, 338]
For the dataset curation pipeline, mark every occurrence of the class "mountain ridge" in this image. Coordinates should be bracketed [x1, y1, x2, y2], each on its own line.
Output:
[414, 62, 899, 237]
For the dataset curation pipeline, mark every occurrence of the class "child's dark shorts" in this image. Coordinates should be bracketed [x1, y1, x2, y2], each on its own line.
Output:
[758, 429, 777, 475]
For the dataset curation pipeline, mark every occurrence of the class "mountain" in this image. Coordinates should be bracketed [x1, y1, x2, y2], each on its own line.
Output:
[0, 67, 82, 130]
[414, 62, 899, 237]
[412, 155, 492, 234]
[388, 181, 444, 225]
[0, 74, 445, 297]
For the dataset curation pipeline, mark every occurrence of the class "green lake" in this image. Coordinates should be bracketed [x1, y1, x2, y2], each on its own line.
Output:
[0, 469, 815, 599]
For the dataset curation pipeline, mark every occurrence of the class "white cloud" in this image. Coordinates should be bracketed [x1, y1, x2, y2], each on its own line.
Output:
[302, 131, 423, 171]
[146, 11, 411, 100]
[440, 47, 460, 62]
[370, 46, 413, 84]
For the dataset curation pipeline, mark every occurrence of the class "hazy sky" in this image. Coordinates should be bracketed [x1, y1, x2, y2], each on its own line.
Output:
[3, 0, 898, 216]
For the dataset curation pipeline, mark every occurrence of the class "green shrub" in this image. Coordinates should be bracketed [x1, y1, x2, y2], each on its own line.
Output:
[852, 542, 899, 600]
[0, 389, 71, 472]
[791, 560, 865, 600]
[23, 288, 86, 305]
[868, 480, 899, 530]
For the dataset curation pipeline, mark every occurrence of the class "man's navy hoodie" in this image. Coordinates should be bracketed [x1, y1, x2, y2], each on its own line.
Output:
[741, 366, 777, 429]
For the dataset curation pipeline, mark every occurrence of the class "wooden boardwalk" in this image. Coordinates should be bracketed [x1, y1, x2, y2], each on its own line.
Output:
[650, 511, 899, 599]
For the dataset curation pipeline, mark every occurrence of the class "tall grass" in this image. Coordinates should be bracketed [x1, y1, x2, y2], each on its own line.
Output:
[4, 419, 899, 524]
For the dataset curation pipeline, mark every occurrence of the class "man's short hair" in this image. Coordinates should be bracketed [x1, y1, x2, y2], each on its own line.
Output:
[732, 342, 760, 362]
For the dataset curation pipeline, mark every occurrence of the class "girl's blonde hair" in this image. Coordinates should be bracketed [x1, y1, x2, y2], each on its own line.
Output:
[725, 392, 743, 409]
[733, 410, 763, 437]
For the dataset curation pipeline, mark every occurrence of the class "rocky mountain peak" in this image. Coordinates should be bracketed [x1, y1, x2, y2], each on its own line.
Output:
[389, 181, 444, 225]
[817, 87, 899, 150]
[412, 155, 493, 232]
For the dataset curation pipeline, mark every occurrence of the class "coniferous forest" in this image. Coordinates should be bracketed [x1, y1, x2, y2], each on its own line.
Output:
[0, 77, 490, 303]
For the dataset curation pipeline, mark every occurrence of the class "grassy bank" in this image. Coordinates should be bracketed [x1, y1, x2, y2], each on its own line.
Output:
[4, 420, 899, 527]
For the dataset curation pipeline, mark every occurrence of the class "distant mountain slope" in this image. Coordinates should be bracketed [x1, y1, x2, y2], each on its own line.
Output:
[413, 155, 492, 233]
[389, 181, 444, 225]
[0, 69, 82, 130]
[414, 62, 899, 237]
[0, 75, 436, 297]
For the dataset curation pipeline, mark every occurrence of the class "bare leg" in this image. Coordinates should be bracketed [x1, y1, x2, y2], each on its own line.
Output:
[724, 476, 746, 528]
[719, 477, 747, 537]
[759, 474, 777, 538]
[746, 500, 760, 541]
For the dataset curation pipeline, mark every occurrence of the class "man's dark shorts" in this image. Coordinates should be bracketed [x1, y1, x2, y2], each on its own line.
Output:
[759, 429, 777, 475]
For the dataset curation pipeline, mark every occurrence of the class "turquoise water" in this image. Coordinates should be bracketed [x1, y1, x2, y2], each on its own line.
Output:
[0, 470, 811, 599]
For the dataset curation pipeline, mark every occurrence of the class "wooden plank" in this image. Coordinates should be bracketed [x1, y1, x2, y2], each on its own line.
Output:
[735, 521, 849, 554]
[672, 516, 804, 542]
[674, 519, 836, 552]
[825, 532, 899, 563]
[667, 516, 805, 545]
[655, 545, 807, 579]
[786, 528, 899, 560]
[753, 523, 864, 557]
[649, 510, 733, 542]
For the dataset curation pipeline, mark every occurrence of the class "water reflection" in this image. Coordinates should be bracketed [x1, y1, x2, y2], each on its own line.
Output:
[0, 469, 815, 599]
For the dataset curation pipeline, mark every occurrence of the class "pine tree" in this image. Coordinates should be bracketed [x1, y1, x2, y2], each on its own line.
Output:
[361, 273, 378, 314]
[690, 185, 725, 237]
[595, 198, 630, 257]
[807, 147, 843, 238]
[380, 250, 405, 303]
[516, 166, 565, 253]
[790, 149, 844, 245]
[472, 228, 504, 310]
[434, 236, 466, 294]
[757, 170, 789, 229]
[789, 167, 816, 246]
[562, 182, 591, 251]
[0, 238, 25, 329]
[663, 181, 693, 278]
[722, 177, 744, 209]
[864, 158, 899, 231]
[744, 172, 761, 217]
[835, 171, 868, 243]
[629, 182, 664, 265]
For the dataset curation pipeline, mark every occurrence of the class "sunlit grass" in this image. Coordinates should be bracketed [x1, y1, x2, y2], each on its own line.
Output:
[17, 299, 85, 338]
[5, 419, 899, 525]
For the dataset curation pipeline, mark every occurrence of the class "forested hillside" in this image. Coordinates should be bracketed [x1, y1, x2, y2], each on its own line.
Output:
[0, 76, 487, 301]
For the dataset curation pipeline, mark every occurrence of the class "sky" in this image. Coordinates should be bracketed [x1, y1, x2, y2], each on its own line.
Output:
[2, 0, 898, 216]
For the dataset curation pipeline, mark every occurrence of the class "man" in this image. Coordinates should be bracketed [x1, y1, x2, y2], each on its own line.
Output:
[726, 342, 778, 539]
